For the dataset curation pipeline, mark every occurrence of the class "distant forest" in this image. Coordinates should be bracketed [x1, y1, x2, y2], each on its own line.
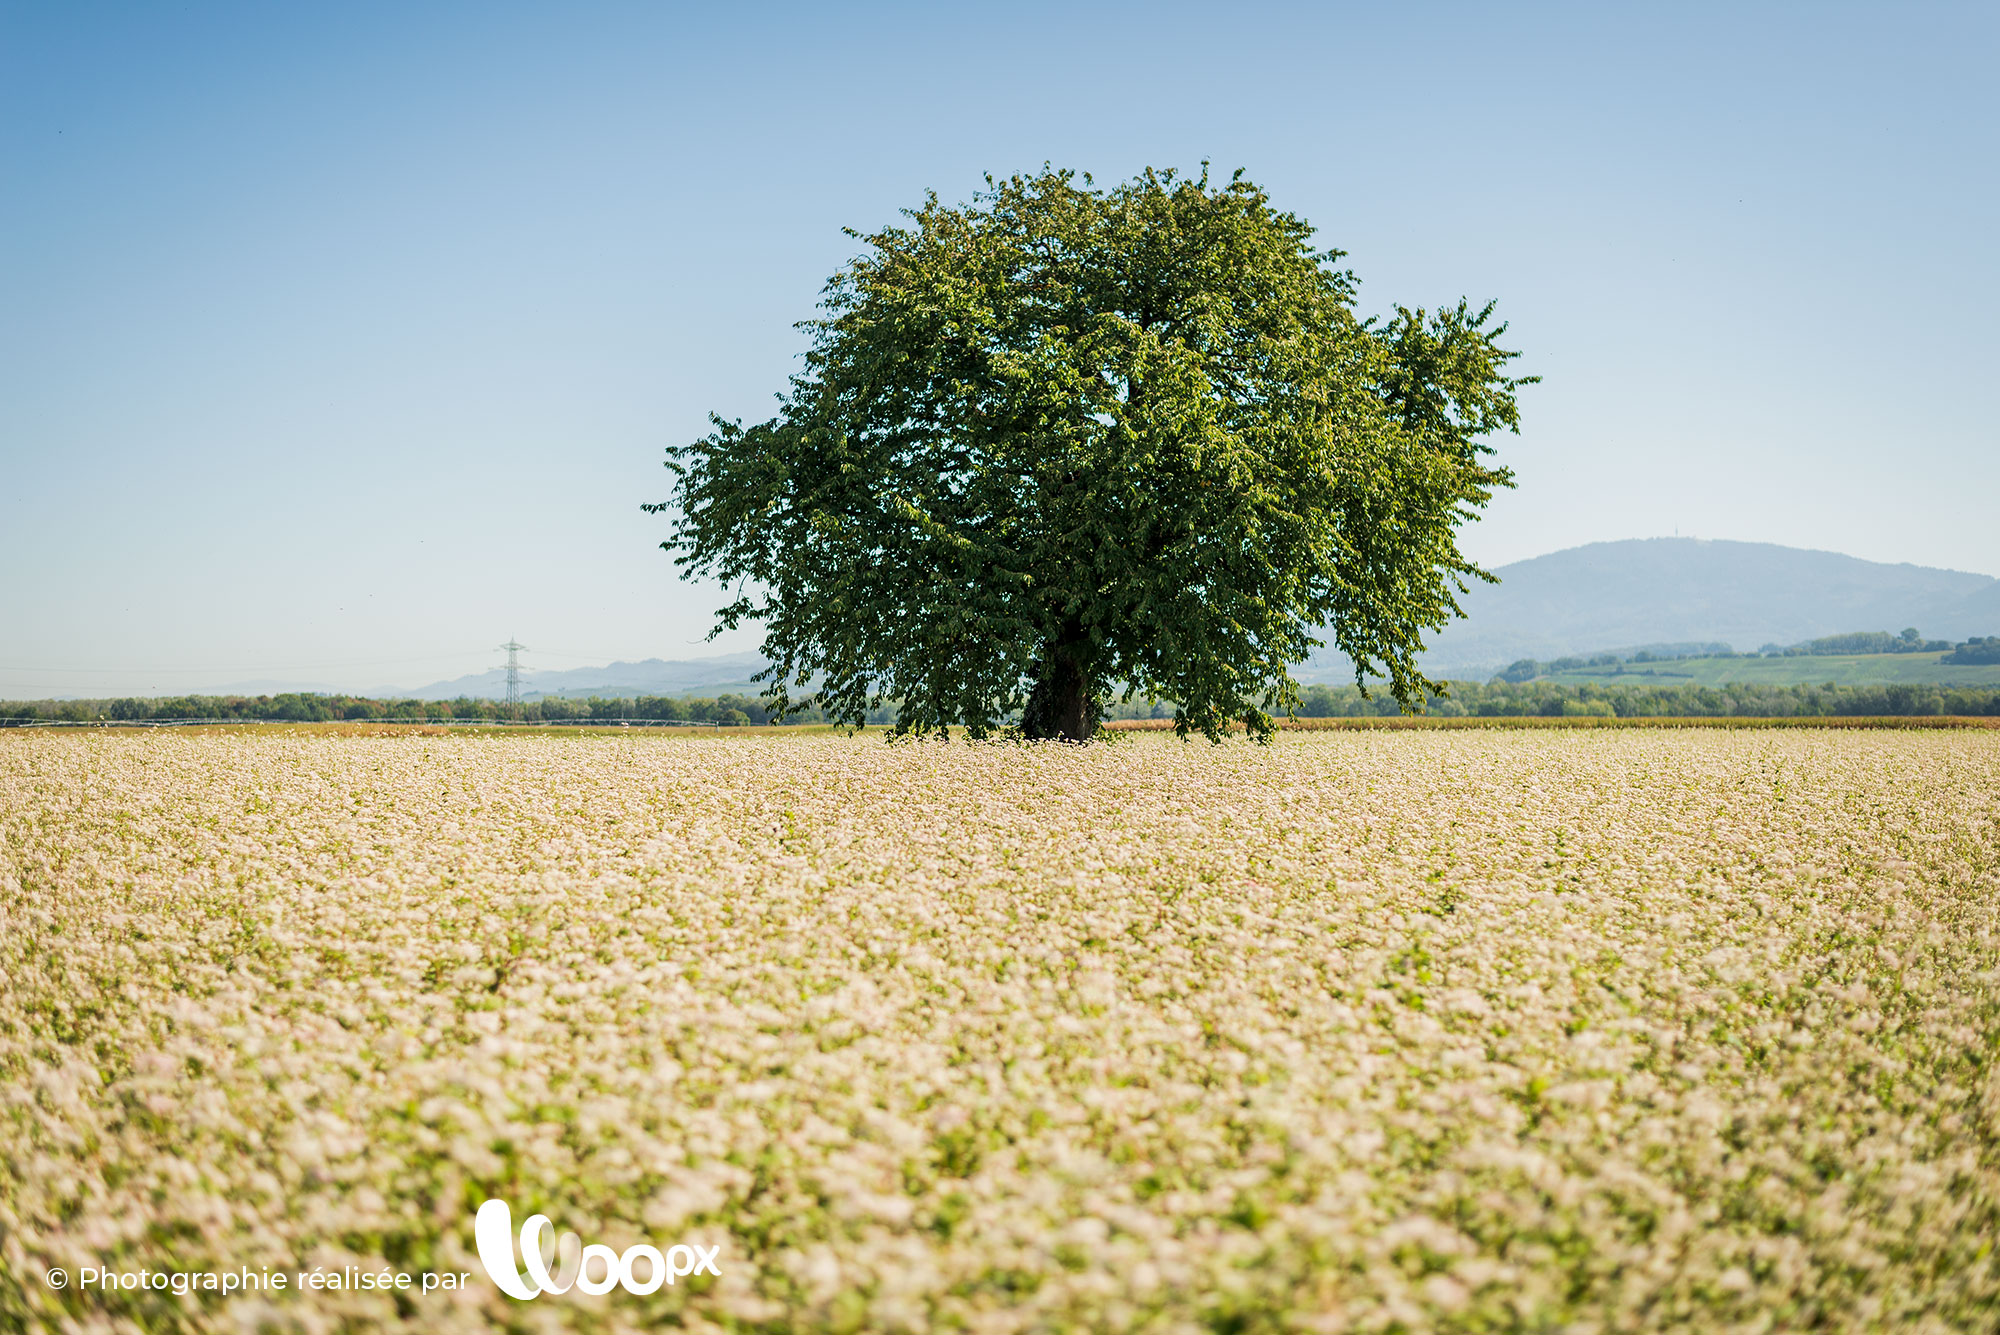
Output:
[7, 679, 2000, 725]
[1145, 680, 2000, 720]
[0, 692, 835, 726]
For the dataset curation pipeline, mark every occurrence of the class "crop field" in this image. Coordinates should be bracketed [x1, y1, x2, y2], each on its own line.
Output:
[3, 730, 1998, 1334]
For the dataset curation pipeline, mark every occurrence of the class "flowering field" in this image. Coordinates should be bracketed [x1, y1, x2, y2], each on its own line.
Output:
[3, 730, 1997, 1334]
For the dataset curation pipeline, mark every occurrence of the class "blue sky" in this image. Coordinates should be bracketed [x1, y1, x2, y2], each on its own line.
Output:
[3, 2, 1995, 696]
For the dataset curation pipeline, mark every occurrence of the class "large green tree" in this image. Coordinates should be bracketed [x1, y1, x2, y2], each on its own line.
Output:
[649, 167, 1532, 741]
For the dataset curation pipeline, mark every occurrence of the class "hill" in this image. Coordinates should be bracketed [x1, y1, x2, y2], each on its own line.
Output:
[1396, 539, 1999, 678]
[396, 653, 768, 701]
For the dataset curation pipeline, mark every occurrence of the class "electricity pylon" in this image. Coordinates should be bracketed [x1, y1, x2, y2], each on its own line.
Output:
[498, 639, 528, 719]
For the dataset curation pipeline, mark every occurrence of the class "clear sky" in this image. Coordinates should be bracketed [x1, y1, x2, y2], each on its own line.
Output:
[4, 2, 1995, 697]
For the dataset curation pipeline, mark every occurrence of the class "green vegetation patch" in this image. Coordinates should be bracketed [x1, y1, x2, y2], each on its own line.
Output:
[1538, 650, 2000, 688]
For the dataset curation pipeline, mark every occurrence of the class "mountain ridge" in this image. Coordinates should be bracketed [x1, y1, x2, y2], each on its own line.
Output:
[1392, 538, 1998, 677]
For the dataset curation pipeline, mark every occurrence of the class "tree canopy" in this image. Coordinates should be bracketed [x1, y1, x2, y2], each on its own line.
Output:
[649, 166, 1533, 741]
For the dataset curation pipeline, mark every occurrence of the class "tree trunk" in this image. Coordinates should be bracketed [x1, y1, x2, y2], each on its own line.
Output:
[1021, 628, 1100, 742]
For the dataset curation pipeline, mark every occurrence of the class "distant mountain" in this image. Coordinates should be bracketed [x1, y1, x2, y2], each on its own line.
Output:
[397, 653, 768, 701]
[1374, 539, 1999, 678]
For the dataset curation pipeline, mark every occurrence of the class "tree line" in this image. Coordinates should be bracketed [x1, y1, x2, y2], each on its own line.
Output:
[9, 679, 1999, 728]
[1112, 679, 2000, 719]
[0, 693, 878, 726]
[1762, 628, 1957, 656]
[1943, 637, 2000, 665]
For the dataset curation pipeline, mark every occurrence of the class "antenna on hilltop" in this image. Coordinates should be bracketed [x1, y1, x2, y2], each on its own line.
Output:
[498, 639, 528, 718]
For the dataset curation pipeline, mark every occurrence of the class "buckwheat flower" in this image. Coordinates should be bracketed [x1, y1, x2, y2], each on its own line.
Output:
[2, 729, 1996, 1332]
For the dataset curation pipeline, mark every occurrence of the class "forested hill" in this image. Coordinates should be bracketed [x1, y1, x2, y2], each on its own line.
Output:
[1405, 539, 1998, 677]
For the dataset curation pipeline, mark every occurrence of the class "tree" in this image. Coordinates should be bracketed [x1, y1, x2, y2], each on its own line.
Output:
[650, 167, 1532, 741]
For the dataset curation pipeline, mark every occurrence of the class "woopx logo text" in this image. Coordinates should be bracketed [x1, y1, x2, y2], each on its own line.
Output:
[474, 1199, 721, 1299]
